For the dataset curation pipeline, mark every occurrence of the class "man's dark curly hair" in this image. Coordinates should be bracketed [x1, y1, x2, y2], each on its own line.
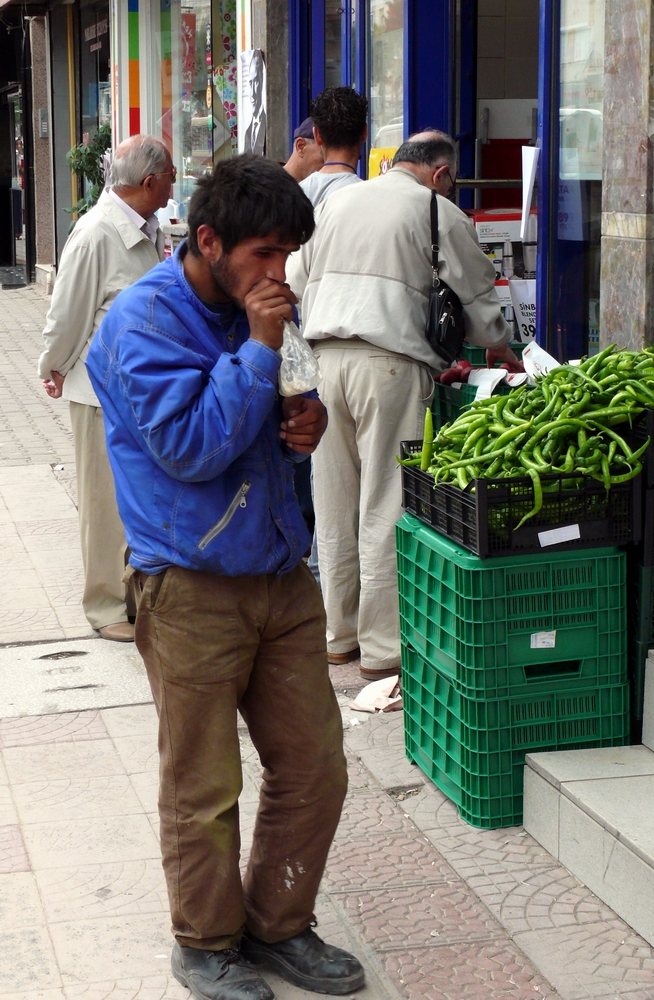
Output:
[186, 154, 315, 256]
[310, 87, 368, 148]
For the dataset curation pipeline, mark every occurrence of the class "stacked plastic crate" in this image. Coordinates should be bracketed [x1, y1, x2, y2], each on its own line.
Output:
[397, 455, 635, 828]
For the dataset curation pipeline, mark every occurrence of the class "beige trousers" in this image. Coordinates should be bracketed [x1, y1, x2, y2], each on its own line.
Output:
[311, 340, 433, 673]
[128, 562, 347, 949]
[69, 401, 128, 630]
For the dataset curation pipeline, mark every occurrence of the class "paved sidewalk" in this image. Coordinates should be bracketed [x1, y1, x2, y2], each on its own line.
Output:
[0, 283, 653, 999]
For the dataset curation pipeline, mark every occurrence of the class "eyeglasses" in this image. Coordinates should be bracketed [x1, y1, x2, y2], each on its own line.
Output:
[142, 165, 177, 184]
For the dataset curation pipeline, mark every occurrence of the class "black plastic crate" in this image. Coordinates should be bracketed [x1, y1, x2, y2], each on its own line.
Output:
[631, 408, 654, 489]
[401, 441, 642, 558]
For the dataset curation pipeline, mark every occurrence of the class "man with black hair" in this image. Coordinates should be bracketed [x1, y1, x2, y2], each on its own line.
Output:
[300, 86, 368, 205]
[86, 154, 364, 1000]
[289, 130, 521, 681]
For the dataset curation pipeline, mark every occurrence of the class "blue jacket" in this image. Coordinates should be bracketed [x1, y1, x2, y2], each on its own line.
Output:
[86, 246, 312, 576]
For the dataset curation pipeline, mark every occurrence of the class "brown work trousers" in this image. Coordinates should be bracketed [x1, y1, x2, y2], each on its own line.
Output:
[128, 561, 347, 950]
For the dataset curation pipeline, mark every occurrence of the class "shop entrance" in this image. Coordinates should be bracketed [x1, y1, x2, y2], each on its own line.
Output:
[0, 86, 27, 287]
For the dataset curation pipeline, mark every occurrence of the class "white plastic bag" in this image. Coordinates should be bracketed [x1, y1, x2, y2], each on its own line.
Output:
[278, 320, 321, 396]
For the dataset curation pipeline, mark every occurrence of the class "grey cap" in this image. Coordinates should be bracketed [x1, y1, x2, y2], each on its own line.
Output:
[293, 117, 315, 140]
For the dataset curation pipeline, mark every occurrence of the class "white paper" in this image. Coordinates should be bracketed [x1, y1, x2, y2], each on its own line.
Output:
[530, 631, 557, 649]
[521, 146, 540, 240]
[538, 524, 581, 547]
[522, 341, 561, 380]
[467, 368, 507, 399]
[509, 278, 537, 342]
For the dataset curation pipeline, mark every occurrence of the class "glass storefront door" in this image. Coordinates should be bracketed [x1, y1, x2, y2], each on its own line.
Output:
[538, 0, 604, 358]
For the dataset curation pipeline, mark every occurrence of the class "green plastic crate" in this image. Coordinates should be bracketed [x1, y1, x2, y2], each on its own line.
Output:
[431, 381, 512, 430]
[396, 513, 627, 698]
[460, 341, 527, 366]
[402, 643, 630, 829]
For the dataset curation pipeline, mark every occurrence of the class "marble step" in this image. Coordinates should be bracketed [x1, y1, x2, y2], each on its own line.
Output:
[523, 652, 654, 946]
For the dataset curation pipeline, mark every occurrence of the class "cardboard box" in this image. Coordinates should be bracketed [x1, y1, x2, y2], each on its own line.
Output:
[471, 208, 523, 244]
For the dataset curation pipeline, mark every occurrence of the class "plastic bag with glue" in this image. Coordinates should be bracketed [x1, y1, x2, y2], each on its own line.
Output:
[278, 320, 321, 396]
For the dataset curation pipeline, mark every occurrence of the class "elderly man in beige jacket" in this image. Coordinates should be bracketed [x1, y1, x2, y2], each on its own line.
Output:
[287, 130, 522, 681]
[38, 134, 174, 641]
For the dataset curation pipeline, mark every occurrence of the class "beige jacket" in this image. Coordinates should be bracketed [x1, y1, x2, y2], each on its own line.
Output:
[38, 190, 164, 405]
[287, 167, 511, 369]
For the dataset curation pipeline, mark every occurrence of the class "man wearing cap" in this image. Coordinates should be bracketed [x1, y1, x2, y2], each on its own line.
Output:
[283, 117, 324, 183]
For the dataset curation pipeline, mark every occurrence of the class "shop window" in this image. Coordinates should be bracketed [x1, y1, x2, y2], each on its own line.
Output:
[370, 0, 404, 149]
[157, 0, 237, 219]
[79, 1, 110, 136]
[553, 0, 603, 357]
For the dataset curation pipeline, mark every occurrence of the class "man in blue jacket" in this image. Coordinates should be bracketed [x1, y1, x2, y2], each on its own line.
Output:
[86, 155, 364, 1000]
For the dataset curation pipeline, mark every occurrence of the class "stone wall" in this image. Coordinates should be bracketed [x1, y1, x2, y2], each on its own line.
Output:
[601, 0, 654, 347]
[251, 0, 289, 164]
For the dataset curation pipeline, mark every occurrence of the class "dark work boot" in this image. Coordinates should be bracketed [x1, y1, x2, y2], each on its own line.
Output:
[171, 943, 275, 1000]
[241, 926, 365, 996]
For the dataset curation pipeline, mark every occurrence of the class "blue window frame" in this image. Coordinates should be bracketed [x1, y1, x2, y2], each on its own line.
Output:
[287, 0, 455, 162]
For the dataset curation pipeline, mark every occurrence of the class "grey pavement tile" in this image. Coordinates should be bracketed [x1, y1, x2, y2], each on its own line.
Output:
[0, 924, 62, 992]
[22, 813, 160, 869]
[400, 787, 558, 878]
[128, 770, 159, 815]
[35, 858, 169, 922]
[515, 920, 654, 999]
[0, 586, 53, 608]
[0, 609, 63, 644]
[466, 865, 617, 933]
[60, 981, 188, 1000]
[3, 738, 126, 782]
[0, 642, 151, 717]
[0, 990, 66, 1000]
[333, 883, 504, 950]
[0, 870, 46, 929]
[13, 773, 145, 823]
[353, 743, 429, 792]
[0, 783, 18, 824]
[334, 788, 412, 840]
[376, 940, 560, 1000]
[0, 822, 29, 872]
[112, 734, 160, 775]
[0, 709, 108, 747]
[55, 606, 91, 630]
[49, 913, 173, 984]
[344, 752, 380, 792]
[101, 704, 157, 738]
[344, 710, 406, 752]
[325, 829, 456, 891]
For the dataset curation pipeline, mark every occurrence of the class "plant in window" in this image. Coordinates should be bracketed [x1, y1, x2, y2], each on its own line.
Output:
[66, 123, 112, 216]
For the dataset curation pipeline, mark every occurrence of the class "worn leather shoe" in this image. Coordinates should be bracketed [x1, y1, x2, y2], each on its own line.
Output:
[96, 622, 135, 642]
[241, 927, 365, 996]
[327, 647, 360, 665]
[171, 943, 274, 1000]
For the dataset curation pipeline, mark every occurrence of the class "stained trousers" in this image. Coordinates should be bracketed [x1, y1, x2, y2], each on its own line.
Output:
[128, 561, 347, 950]
[311, 340, 432, 672]
[69, 401, 129, 630]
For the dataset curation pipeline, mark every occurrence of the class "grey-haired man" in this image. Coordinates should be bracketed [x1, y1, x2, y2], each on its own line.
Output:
[38, 134, 174, 641]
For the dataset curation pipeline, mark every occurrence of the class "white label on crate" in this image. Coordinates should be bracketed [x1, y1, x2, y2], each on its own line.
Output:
[530, 631, 557, 649]
[538, 524, 581, 547]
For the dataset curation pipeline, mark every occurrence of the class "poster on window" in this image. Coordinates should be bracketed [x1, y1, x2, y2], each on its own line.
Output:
[238, 49, 267, 155]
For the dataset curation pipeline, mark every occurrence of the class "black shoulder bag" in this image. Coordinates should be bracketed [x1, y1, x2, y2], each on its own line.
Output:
[425, 191, 466, 364]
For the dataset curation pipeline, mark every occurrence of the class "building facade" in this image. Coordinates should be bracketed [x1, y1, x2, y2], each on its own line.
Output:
[0, 0, 652, 361]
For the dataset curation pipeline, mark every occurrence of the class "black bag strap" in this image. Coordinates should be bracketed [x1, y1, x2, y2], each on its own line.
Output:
[430, 191, 440, 287]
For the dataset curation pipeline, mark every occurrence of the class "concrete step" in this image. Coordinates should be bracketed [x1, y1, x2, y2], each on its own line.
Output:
[523, 658, 654, 946]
